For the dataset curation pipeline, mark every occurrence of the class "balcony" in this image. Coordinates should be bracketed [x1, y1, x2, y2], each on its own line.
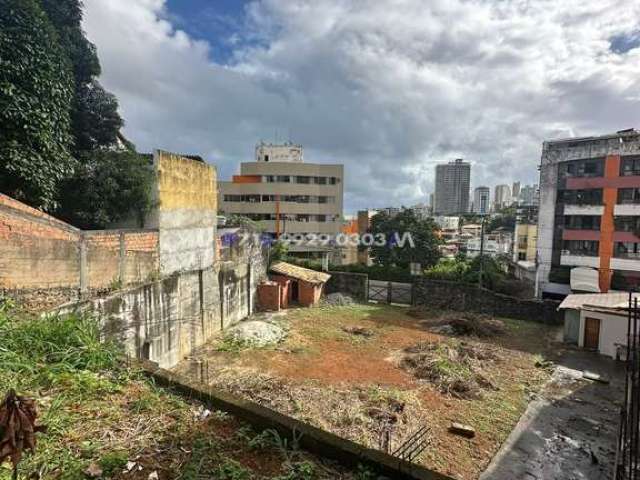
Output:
[560, 251, 600, 268]
[564, 204, 604, 216]
[615, 204, 640, 216]
[611, 258, 640, 272]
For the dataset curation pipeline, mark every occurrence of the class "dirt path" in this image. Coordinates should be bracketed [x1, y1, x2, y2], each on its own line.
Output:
[480, 349, 623, 480]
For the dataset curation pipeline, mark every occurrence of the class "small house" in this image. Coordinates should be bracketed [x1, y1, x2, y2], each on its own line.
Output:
[559, 292, 640, 359]
[267, 261, 331, 308]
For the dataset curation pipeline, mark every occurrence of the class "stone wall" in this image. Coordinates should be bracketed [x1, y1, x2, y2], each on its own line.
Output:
[413, 278, 562, 324]
[325, 271, 368, 301]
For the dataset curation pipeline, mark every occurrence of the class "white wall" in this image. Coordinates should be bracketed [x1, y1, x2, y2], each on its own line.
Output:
[578, 310, 630, 358]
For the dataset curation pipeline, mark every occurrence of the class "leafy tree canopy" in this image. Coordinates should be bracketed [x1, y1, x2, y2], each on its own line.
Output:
[369, 209, 441, 269]
[57, 151, 154, 229]
[0, 0, 75, 210]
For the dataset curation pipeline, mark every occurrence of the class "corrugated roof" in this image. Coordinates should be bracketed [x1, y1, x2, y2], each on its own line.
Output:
[270, 261, 331, 284]
[559, 292, 640, 311]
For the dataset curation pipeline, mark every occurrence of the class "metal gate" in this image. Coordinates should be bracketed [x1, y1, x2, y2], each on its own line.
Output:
[615, 294, 640, 479]
[368, 280, 413, 305]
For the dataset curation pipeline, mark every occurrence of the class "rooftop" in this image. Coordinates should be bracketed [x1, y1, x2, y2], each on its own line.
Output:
[270, 261, 331, 284]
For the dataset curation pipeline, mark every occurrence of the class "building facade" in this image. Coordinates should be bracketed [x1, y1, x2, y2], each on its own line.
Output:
[493, 184, 512, 211]
[518, 184, 539, 206]
[434, 158, 470, 215]
[536, 129, 640, 297]
[218, 144, 344, 237]
[473, 186, 490, 214]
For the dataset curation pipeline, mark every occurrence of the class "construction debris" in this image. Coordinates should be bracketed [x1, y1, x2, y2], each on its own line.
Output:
[449, 422, 476, 438]
[0, 389, 47, 473]
[583, 371, 610, 384]
[323, 293, 355, 306]
[447, 314, 506, 337]
[226, 320, 287, 347]
[342, 325, 374, 337]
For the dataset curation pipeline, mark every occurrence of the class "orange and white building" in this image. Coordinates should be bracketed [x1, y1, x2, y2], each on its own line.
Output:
[537, 129, 640, 298]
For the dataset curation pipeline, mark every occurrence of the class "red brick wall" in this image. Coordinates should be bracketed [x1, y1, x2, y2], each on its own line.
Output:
[299, 281, 323, 307]
[0, 193, 159, 292]
[258, 282, 280, 311]
[0, 194, 81, 289]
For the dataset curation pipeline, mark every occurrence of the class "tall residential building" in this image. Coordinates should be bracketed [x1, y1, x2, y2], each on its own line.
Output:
[218, 143, 343, 237]
[519, 184, 539, 206]
[536, 129, 640, 298]
[434, 158, 470, 215]
[473, 186, 490, 214]
[493, 184, 511, 211]
[512, 182, 521, 201]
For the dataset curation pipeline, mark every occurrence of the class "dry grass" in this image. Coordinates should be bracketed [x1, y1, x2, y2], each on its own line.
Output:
[175, 304, 557, 480]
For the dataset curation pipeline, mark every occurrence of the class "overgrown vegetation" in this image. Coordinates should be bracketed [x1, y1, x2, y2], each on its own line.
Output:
[0, 0, 152, 228]
[0, 304, 364, 479]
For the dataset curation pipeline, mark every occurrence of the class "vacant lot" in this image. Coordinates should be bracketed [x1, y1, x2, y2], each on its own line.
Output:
[0, 311, 360, 480]
[174, 304, 558, 480]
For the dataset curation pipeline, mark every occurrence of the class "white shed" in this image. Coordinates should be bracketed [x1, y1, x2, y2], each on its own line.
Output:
[559, 292, 640, 359]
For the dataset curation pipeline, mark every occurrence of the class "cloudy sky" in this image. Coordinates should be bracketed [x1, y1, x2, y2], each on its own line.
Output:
[82, 0, 640, 214]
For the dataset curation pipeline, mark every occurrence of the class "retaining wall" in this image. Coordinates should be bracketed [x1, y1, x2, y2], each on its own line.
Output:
[141, 360, 453, 480]
[325, 271, 369, 301]
[413, 278, 562, 324]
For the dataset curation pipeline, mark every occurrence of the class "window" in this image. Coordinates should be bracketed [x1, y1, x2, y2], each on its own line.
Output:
[315, 176, 327, 185]
[559, 189, 602, 205]
[562, 240, 599, 256]
[615, 216, 640, 233]
[560, 158, 604, 178]
[518, 252, 526, 261]
[615, 242, 640, 259]
[296, 176, 311, 184]
[565, 215, 601, 230]
[277, 175, 290, 183]
[264, 155, 269, 162]
[621, 156, 640, 176]
[264, 175, 275, 183]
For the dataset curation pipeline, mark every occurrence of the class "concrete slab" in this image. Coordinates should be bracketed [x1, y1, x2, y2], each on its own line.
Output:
[480, 350, 624, 480]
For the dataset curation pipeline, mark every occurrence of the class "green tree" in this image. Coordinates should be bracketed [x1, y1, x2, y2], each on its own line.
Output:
[40, 0, 123, 153]
[369, 209, 441, 269]
[57, 151, 154, 229]
[0, 0, 75, 210]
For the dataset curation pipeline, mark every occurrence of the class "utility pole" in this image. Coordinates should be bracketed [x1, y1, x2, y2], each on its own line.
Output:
[479, 216, 485, 289]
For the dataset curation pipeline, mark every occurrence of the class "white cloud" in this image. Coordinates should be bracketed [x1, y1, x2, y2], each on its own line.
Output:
[83, 0, 640, 212]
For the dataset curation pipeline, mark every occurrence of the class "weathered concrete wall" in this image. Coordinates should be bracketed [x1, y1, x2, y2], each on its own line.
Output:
[142, 361, 453, 480]
[154, 151, 217, 275]
[413, 278, 562, 324]
[325, 271, 368, 301]
[55, 229, 268, 369]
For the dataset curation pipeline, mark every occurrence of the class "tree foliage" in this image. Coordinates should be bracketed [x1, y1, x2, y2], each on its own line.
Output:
[39, 0, 123, 154]
[56, 151, 154, 229]
[0, 0, 75, 210]
[369, 209, 441, 269]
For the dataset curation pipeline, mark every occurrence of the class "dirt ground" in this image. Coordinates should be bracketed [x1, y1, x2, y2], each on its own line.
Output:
[174, 304, 559, 480]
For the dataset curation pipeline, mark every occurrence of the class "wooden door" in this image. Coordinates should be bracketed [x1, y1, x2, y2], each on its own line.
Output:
[584, 317, 600, 350]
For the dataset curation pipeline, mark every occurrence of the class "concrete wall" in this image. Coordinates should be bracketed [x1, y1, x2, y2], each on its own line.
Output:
[413, 278, 562, 324]
[577, 309, 631, 358]
[153, 150, 217, 275]
[325, 271, 368, 301]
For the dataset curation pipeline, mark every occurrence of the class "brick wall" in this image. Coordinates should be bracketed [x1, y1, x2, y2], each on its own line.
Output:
[0, 193, 160, 304]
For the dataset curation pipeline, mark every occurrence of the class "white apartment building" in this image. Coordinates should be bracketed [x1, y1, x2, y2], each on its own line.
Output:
[473, 186, 490, 215]
[218, 143, 344, 238]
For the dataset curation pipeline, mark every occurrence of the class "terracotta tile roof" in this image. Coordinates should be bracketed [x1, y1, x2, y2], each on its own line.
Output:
[270, 261, 331, 284]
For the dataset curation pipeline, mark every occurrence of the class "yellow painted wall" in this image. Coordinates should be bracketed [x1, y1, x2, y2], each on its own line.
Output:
[156, 151, 217, 212]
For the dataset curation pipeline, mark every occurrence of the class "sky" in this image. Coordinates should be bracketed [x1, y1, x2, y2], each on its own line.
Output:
[82, 0, 640, 214]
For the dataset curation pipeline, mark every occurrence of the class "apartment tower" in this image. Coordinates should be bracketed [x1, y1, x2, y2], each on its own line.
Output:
[473, 186, 490, 215]
[434, 159, 470, 215]
[537, 129, 640, 297]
